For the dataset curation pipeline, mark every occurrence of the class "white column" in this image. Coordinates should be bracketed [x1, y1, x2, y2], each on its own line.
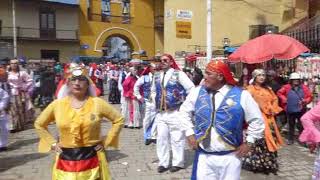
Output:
[206, 0, 212, 63]
[12, 0, 17, 58]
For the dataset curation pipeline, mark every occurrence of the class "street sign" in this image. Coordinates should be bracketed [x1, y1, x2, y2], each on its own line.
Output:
[176, 21, 192, 39]
[165, 9, 174, 19]
[176, 10, 192, 20]
[80, 44, 89, 50]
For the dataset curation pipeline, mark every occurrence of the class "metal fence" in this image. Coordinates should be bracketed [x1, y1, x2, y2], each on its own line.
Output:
[88, 13, 132, 24]
[0, 27, 78, 40]
[284, 25, 320, 53]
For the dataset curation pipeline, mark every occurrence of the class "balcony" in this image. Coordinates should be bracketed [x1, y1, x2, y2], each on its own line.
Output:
[284, 26, 320, 53]
[88, 12, 132, 24]
[0, 27, 79, 41]
[154, 15, 164, 30]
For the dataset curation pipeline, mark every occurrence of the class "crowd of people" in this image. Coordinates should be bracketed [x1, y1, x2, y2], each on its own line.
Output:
[0, 54, 320, 180]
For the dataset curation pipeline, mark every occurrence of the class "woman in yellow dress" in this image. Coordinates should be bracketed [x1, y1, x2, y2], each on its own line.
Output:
[34, 65, 124, 180]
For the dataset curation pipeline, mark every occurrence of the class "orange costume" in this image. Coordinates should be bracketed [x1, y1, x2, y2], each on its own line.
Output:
[246, 85, 283, 152]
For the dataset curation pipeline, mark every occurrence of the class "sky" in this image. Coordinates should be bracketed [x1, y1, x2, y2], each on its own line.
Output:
[44, 0, 79, 5]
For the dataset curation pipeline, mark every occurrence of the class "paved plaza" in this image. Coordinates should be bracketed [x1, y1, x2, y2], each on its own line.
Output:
[0, 103, 316, 180]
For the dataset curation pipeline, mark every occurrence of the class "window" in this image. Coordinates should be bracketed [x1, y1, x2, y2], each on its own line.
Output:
[101, 0, 111, 22]
[41, 50, 59, 61]
[39, 8, 56, 39]
[317, 25, 320, 40]
[249, 25, 266, 39]
[249, 24, 278, 39]
[87, 0, 92, 20]
[0, 20, 2, 35]
[122, 0, 130, 23]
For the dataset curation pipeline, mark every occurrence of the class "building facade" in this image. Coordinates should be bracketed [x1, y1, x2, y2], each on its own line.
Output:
[164, 0, 309, 56]
[282, 1, 320, 53]
[0, 0, 79, 62]
[79, 0, 164, 59]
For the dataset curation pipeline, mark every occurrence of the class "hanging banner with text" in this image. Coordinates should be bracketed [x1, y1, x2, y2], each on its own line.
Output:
[176, 21, 192, 39]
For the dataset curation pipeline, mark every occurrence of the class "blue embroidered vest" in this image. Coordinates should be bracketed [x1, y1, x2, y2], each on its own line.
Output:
[194, 86, 244, 147]
[142, 75, 151, 99]
[155, 70, 187, 111]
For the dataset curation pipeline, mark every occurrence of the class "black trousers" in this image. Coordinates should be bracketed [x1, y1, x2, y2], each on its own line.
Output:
[287, 112, 304, 141]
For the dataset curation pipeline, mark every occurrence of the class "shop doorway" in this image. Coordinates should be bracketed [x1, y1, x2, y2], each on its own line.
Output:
[41, 50, 59, 61]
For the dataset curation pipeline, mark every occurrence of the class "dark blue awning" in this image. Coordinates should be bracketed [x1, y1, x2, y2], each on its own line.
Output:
[224, 46, 238, 53]
[299, 53, 315, 58]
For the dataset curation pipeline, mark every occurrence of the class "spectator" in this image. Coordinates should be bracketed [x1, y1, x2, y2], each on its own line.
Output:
[277, 72, 312, 145]
[192, 67, 204, 86]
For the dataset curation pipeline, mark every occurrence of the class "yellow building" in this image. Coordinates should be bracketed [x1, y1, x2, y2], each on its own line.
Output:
[79, 0, 164, 59]
[79, 0, 311, 61]
[164, 0, 309, 56]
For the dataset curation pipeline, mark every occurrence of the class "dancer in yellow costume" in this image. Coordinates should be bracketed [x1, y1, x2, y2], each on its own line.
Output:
[34, 64, 124, 180]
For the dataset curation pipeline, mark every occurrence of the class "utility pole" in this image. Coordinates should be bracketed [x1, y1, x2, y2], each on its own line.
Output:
[12, 0, 17, 58]
[206, 0, 212, 63]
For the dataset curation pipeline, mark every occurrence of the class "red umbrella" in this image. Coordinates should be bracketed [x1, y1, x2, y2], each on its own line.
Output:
[228, 34, 310, 64]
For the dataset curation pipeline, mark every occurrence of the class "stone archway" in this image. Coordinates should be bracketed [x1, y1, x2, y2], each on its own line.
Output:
[94, 27, 141, 54]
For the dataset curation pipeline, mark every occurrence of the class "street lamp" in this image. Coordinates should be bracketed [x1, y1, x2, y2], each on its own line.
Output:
[223, 38, 230, 57]
[222, 37, 230, 48]
[195, 46, 200, 54]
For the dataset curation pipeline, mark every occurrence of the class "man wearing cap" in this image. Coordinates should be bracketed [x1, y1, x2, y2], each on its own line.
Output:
[179, 60, 265, 180]
[151, 54, 194, 173]
[277, 72, 312, 145]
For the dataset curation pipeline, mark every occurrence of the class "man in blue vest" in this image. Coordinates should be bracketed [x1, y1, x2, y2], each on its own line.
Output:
[151, 54, 194, 173]
[179, 60, 265, 180]
[134, 63, 158, 145]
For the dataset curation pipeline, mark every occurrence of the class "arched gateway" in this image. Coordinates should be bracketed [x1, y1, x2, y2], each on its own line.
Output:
[94, 27, 141, 59]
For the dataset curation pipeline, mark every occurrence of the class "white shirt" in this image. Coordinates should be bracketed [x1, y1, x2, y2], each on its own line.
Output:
[179, 85, 265, 152]
[134, 73, 153, 100]
[150, 68, 195, 104]
[117, 70, 129, 92]
[0, 88, 9, 118]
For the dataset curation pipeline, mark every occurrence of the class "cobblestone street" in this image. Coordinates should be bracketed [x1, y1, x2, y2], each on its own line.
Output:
[0, 103, 316, 180]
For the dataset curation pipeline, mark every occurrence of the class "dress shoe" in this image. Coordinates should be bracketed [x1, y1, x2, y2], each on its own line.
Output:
[0, 147, 8, 152]
[145, 139, 152, 145]
[157, 166, 168, 173]
[170, 166, 183, 173]
[151, 139, 157, 144]
[10, 130, 18, 133]
[287, 140, 294, 145]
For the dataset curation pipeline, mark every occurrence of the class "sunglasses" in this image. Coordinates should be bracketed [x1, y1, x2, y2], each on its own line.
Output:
[161, 58, 170, 62]
[70, 75, 88, 82]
